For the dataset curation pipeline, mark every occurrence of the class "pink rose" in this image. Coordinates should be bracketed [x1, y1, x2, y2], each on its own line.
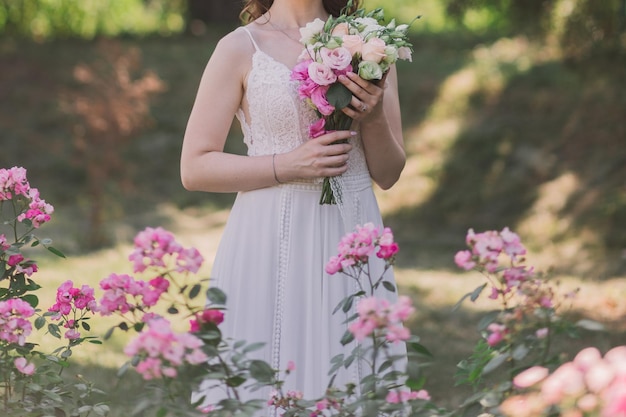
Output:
[310, 85, 334, 116]
[325, 255, 343, 275]
[513, 366, 549, 388]
[320, 47, 353, 71]
[307, 62, 337, 86]
[291, 59, 313, 81]
[342, 34, 363, 56]
[297, 78, 318, 99]
[361, 37, 387, 63]
[309, 118, 326, 138]
[14, 357, 35, 375]
[200, 309, 224, 325]
[454, 250, 475, 270]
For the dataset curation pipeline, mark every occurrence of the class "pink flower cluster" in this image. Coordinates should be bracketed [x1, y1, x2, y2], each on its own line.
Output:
[325, 223, 399, 275]
[189, 308, 224, 332]
[291, 50, 353, 122]
[124, 317, 208, 380]
[309, 397, 343, 417]
[501, 346, 626, 417]
[455, 227, 527, 273]
[98, 273, 170, 316]
[267, 389, 304, 409]
[292, 13, 413, 139]
[0, 166, 53, 228]
[0, 298, 35, 346]
[129, 226, 204, 274]
[386, 389, 431, 403]
[49, 280, 98, 340]
[349, 295, 414, 343]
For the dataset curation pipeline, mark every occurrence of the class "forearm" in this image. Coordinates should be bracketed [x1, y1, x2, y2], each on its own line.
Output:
[181, 151, 278, 193]
[360, 112, 406, 190]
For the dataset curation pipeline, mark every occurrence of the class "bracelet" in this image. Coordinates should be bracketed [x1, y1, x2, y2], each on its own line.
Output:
[272, 153, 283, 184]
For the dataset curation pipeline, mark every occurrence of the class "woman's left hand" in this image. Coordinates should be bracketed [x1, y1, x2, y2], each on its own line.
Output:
[338, 71, 387, 121]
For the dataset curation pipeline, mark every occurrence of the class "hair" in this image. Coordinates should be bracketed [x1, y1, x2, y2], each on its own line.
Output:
[240, 0, 362, 24]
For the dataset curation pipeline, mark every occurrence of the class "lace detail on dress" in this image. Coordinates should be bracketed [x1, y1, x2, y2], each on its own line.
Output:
[237, 51, 315, 156]
[236, 26, 370, 226]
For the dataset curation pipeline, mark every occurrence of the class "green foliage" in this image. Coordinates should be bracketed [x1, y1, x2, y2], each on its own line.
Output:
[0, 0, 186, 40]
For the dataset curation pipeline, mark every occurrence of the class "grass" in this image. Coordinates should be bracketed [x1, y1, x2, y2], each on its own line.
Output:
[1, 20, 625, 415]
[28, 219, 625, 415]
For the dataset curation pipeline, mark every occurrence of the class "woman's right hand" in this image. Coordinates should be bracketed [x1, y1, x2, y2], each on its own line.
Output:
[274, 130, 355, 183]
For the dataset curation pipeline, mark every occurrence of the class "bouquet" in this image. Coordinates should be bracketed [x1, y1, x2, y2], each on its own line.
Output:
[290, 3, 416, 204]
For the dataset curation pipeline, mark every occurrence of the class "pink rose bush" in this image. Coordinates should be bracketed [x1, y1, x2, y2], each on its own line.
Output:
[269, 223, 435, 417]
[48, 280, 98, 340]
[325, 222, 399, 277]
[0, 166, 112, 415]
[123, 317, 208, 380]
[452, 227, 599, 416]
[501, 346, 626, 417]
[0, 298, 35, 346]
[291, 8, 415, 204]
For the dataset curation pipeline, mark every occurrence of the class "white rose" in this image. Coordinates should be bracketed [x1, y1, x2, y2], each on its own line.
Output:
[397, 46, 413, 62]
[299, 18, 326, 45]
[395, 24, 409, 33]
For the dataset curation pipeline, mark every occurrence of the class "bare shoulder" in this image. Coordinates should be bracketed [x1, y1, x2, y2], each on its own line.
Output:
[210, 27, 255, 65]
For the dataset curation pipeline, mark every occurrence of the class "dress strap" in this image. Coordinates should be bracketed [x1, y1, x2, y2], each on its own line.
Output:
[240, 27, 261, 52]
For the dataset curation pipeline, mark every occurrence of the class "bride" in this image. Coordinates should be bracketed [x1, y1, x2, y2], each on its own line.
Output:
[180, 0, 406, 412]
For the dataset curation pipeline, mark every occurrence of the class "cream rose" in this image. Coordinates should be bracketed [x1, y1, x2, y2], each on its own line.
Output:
[331, 22, 350, 37]
[299, 18, 326, 45]
[342, 34, 363, 57]
[361, 37, 387, 63]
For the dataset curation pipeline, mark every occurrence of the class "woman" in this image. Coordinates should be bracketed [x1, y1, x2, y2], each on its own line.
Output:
[180, 0, 406, 410]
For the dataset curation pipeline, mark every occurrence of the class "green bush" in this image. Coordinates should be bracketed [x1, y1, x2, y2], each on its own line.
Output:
[0, 0, 185, 40]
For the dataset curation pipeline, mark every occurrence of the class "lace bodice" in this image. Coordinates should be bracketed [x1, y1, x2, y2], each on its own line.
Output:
[236, 28, 369, 179]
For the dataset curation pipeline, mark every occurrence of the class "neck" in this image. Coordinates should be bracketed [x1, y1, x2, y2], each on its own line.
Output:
[267, 0, 329, 28]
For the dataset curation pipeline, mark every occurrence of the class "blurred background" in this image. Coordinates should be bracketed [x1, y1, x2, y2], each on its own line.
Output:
[0, 0, 624, 413]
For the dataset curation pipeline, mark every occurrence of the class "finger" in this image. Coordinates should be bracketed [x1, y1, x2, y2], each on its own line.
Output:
[345, 72, 381, 95]
[317, 130, 356, 145]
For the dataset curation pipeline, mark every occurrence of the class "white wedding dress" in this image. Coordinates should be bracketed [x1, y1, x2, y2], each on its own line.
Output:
[197, 26, 404, 415]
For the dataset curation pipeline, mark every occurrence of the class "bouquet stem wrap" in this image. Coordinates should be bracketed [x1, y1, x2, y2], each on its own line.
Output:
[320, 112, 353, 205]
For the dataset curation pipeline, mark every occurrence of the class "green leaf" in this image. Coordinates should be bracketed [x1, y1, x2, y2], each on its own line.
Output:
[340, 329, 355, 346]
[81, 321, 91, 331]
[104, 326, 115, 340]
[326, 83, 352, 109]
[35, 316, 46, 330]
[342, 294, 355, 313]
[242, 342, 266, 353]
[167, 305, 179, 314]
[512, 344, 529, 361]
[48, 323, 61, 339]
[206, 287, 227, 305]
[483, 352, 508, 375]
[189, 283, 202, 299]
[382, 281, 396, 292]
[226, 375, 246, 387]
[452, 283, 487, 311]
[249, 360, 275, 383]
[47, 246, 66, 258]
[408, 341, 433, 358]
